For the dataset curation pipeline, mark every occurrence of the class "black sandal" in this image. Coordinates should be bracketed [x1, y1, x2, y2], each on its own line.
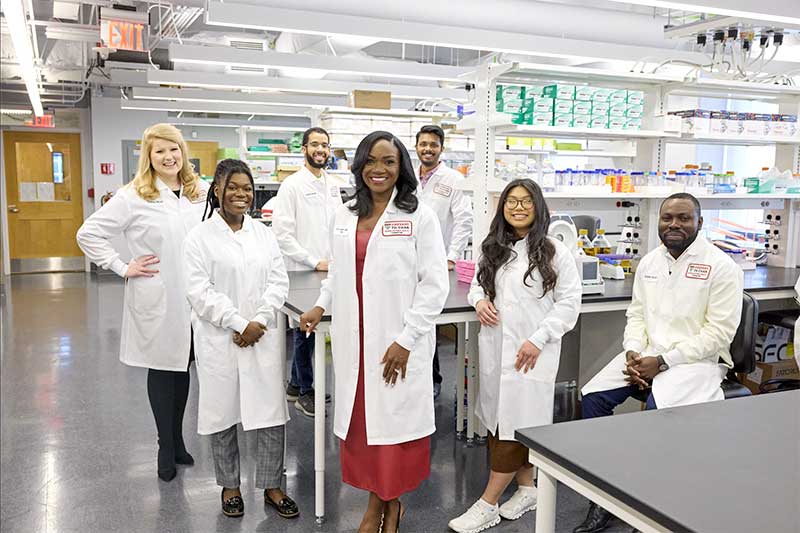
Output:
[221, 489, 244, 517]
[264, 491, 299, 519]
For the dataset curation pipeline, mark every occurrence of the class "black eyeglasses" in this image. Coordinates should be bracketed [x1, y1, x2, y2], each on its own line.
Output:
[504, 197, 534, 209]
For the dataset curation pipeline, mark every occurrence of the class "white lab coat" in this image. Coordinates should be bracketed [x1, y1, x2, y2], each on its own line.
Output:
[582, 237, 744, 408]
[271, 166, 343, 271]
[183, 212, 290, 435]
[418, 164, 473, 263]
[315, 190, 449, 445]
[76, 179, 209, 371]
[468, 238, 582, 440]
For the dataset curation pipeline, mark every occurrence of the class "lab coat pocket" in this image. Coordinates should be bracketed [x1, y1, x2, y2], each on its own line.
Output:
[523, 343, 560, 384]
[197, 330, 238, 376]
[126, 276, 167, 343]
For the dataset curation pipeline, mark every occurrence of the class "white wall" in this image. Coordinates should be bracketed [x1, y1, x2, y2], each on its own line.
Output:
[89, 97, 242, 211]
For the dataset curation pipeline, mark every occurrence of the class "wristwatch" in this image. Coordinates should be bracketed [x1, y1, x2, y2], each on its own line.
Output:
[657, 355, 669, 373]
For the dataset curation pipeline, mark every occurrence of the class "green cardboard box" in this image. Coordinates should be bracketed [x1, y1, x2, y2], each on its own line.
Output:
[543, 84, 576, 100]
[553, 112, 573, 127]
[573, 101, 592, 115]
[572, 113, 591, 128]
[554, 99, 575, 114]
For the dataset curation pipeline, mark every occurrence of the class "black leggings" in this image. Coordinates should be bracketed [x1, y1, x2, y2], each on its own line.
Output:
[147, 341, 193, 462]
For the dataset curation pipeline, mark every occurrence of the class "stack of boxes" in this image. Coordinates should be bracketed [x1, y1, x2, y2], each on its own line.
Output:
[496, 84, 645, 130]
[668, 110, 799, 138]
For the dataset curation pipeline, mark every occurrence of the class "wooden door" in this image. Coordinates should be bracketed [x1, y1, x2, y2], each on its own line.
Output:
[3, 131, 84, 272]
[186, 141, 219, 178]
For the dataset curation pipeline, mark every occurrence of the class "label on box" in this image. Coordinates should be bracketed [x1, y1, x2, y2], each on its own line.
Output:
[553, 113, 573, 127]
[575, 86, 596, 101]
[533, 98, 555, 113]
[608, 90, 627, 105]
[626, 90, 645, 105]
[592, 101, 611, 114]
[543, 84, 576, 100]
[590, 115, 608, 128]
[554, 99, 574, 114]
[573, 101, 592, 115]
[608, 117, 625, 129]
[609, 103, 627, 117]
[572, 114, 591, 128]
[531, 113, 553, 126]
[626, 104, 644, 118]
[709, 111, 727, 135]
[591, 88, 612, 102]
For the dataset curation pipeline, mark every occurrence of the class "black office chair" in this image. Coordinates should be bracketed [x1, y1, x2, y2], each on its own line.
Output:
[632, 292, 758, 402]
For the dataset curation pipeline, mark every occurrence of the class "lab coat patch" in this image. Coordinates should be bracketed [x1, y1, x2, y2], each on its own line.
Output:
[190, 190, 207, 204]
[433, 183, 453, 197]
[685, 263, 712, 280]
[304, 191, 319, 199]
[382, 220, 413, 237]
[334, 226, 349, 236]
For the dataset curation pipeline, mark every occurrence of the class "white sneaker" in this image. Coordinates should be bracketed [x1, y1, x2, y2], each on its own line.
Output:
[499, 485, 537, 520]
[448, 499, 501, 533]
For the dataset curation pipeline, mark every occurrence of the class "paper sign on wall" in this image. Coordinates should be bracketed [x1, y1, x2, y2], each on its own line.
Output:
[37, 182, 55, 202]
[20, 182, 38, 201]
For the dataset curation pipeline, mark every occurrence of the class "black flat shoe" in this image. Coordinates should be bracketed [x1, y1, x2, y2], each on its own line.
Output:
[157, 443, 177, 481]
[573, 502, 613, 533]
[157, 467, 177, 482]
[175, 451, 194, 465]
[221, 489, 244, 517]
[264, 491, 299, 519]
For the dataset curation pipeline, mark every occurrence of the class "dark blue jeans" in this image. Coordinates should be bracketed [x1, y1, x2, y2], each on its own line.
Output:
[290, 328, 315, 395]
[582, 385, 657, 419]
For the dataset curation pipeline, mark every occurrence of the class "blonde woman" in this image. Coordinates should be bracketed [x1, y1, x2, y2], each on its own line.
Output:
[77, 123, 209, 481]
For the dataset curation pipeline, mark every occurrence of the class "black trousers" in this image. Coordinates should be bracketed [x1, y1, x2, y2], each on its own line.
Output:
[147, 340, 193, 470]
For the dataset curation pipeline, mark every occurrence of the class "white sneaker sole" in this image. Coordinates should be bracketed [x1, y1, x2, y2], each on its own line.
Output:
[449, 515, 501, 533]
[499, 502, 536, 520]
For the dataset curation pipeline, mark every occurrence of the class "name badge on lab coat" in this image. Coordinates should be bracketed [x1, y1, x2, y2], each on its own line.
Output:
[330, 187, 339, 198]
[304, 191, 320, 199]
[433, 183, 453, 197]
[685, 263, 712, 280]
[382, 220, 413, 237]
[334, 226, 350, 237]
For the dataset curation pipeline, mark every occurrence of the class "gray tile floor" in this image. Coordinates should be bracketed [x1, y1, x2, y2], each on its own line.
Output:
[1, 273, 633, 533]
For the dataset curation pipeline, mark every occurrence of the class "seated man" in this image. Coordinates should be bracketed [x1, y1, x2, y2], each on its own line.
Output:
[574, 193, 744, 533]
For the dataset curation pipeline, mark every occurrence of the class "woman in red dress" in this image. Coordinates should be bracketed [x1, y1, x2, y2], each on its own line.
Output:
[301, 131, 449, 532]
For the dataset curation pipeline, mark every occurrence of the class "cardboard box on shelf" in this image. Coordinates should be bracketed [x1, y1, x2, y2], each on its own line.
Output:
[608, 89, 627, 105]
[572, 114, 591, 128]
[626, 103, 645, 118]
[554, 99, 575, 114]
[533, 97, 555, 113]
[743, 359, 800, 394]
[349, 90, 391, 109]
[553, 112, 573, 127]
[626, 90, 645, 105]
[591, 88, 613, 102]
[573, 101, 593, 115]
[670, 109, 711, 134]
[609, 103, 628, 117]
[590, 114, 609, 128]
[575, 86, 596, 101]
[592, 101, 611, 114]
[531, 112, 554, 126]
[543, 84, 576, 100]
[709, 110, 727, 135]
[496, 85, 526, 100]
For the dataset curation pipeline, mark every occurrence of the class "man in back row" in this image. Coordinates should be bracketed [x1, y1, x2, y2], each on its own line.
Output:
[272, 127, 340, 417]
[573, 192, 744, 533]
[415, 125, 474, 399]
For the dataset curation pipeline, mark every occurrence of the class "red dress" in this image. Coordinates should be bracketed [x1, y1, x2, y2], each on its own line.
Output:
[339, 229, 431, 501]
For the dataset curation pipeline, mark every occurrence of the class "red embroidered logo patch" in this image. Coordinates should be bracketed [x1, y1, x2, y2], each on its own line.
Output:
[382, 220, 413, 237]
[685, 263, 712, 280]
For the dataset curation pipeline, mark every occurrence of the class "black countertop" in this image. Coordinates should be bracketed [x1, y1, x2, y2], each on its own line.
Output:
[284, 266, 800, 319]
[516, 391, 800, 533]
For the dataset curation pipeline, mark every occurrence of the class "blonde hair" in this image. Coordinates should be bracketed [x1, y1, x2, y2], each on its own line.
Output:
[130, 123, 202, 201]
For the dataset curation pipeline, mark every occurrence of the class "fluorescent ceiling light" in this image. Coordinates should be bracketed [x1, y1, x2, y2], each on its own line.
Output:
[3, 0, 43, 116]
[132, 87, 347, 108]
[120, 99, 311, 117]
[168, 43, 470, 83]
[0, 108, 32, 114]
[604, 0, 800, 26]
[170, 121, 307, 132]
[147, 69, 469, 101]
[44, 25, 100, 43]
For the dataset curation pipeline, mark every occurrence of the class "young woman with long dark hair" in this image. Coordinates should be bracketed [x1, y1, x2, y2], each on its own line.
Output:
[449, 179, 582, 533]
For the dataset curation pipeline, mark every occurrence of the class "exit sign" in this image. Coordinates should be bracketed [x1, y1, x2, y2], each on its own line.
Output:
[28, 115, 55, 128]
[100, 7, 148, 53]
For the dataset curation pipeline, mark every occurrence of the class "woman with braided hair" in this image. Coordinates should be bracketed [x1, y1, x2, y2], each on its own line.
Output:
[183, 159, 298, 519]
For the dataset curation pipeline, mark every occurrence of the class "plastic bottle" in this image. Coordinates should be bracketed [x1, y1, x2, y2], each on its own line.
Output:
[592, 229, 613, 256]
[578, 229, 594, 256]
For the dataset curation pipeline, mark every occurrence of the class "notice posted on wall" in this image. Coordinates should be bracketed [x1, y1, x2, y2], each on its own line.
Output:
[19, 181, 56, 201]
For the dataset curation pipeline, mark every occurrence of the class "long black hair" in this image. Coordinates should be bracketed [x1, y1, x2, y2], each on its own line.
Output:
[348, 131, 418, 216]
[476, 178, 557, 301]
[202, 158, 255, 221]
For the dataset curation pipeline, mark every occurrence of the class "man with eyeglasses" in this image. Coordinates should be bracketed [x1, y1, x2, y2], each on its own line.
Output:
[272, 127, 340, 417]
[415, 125, 474, 400]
